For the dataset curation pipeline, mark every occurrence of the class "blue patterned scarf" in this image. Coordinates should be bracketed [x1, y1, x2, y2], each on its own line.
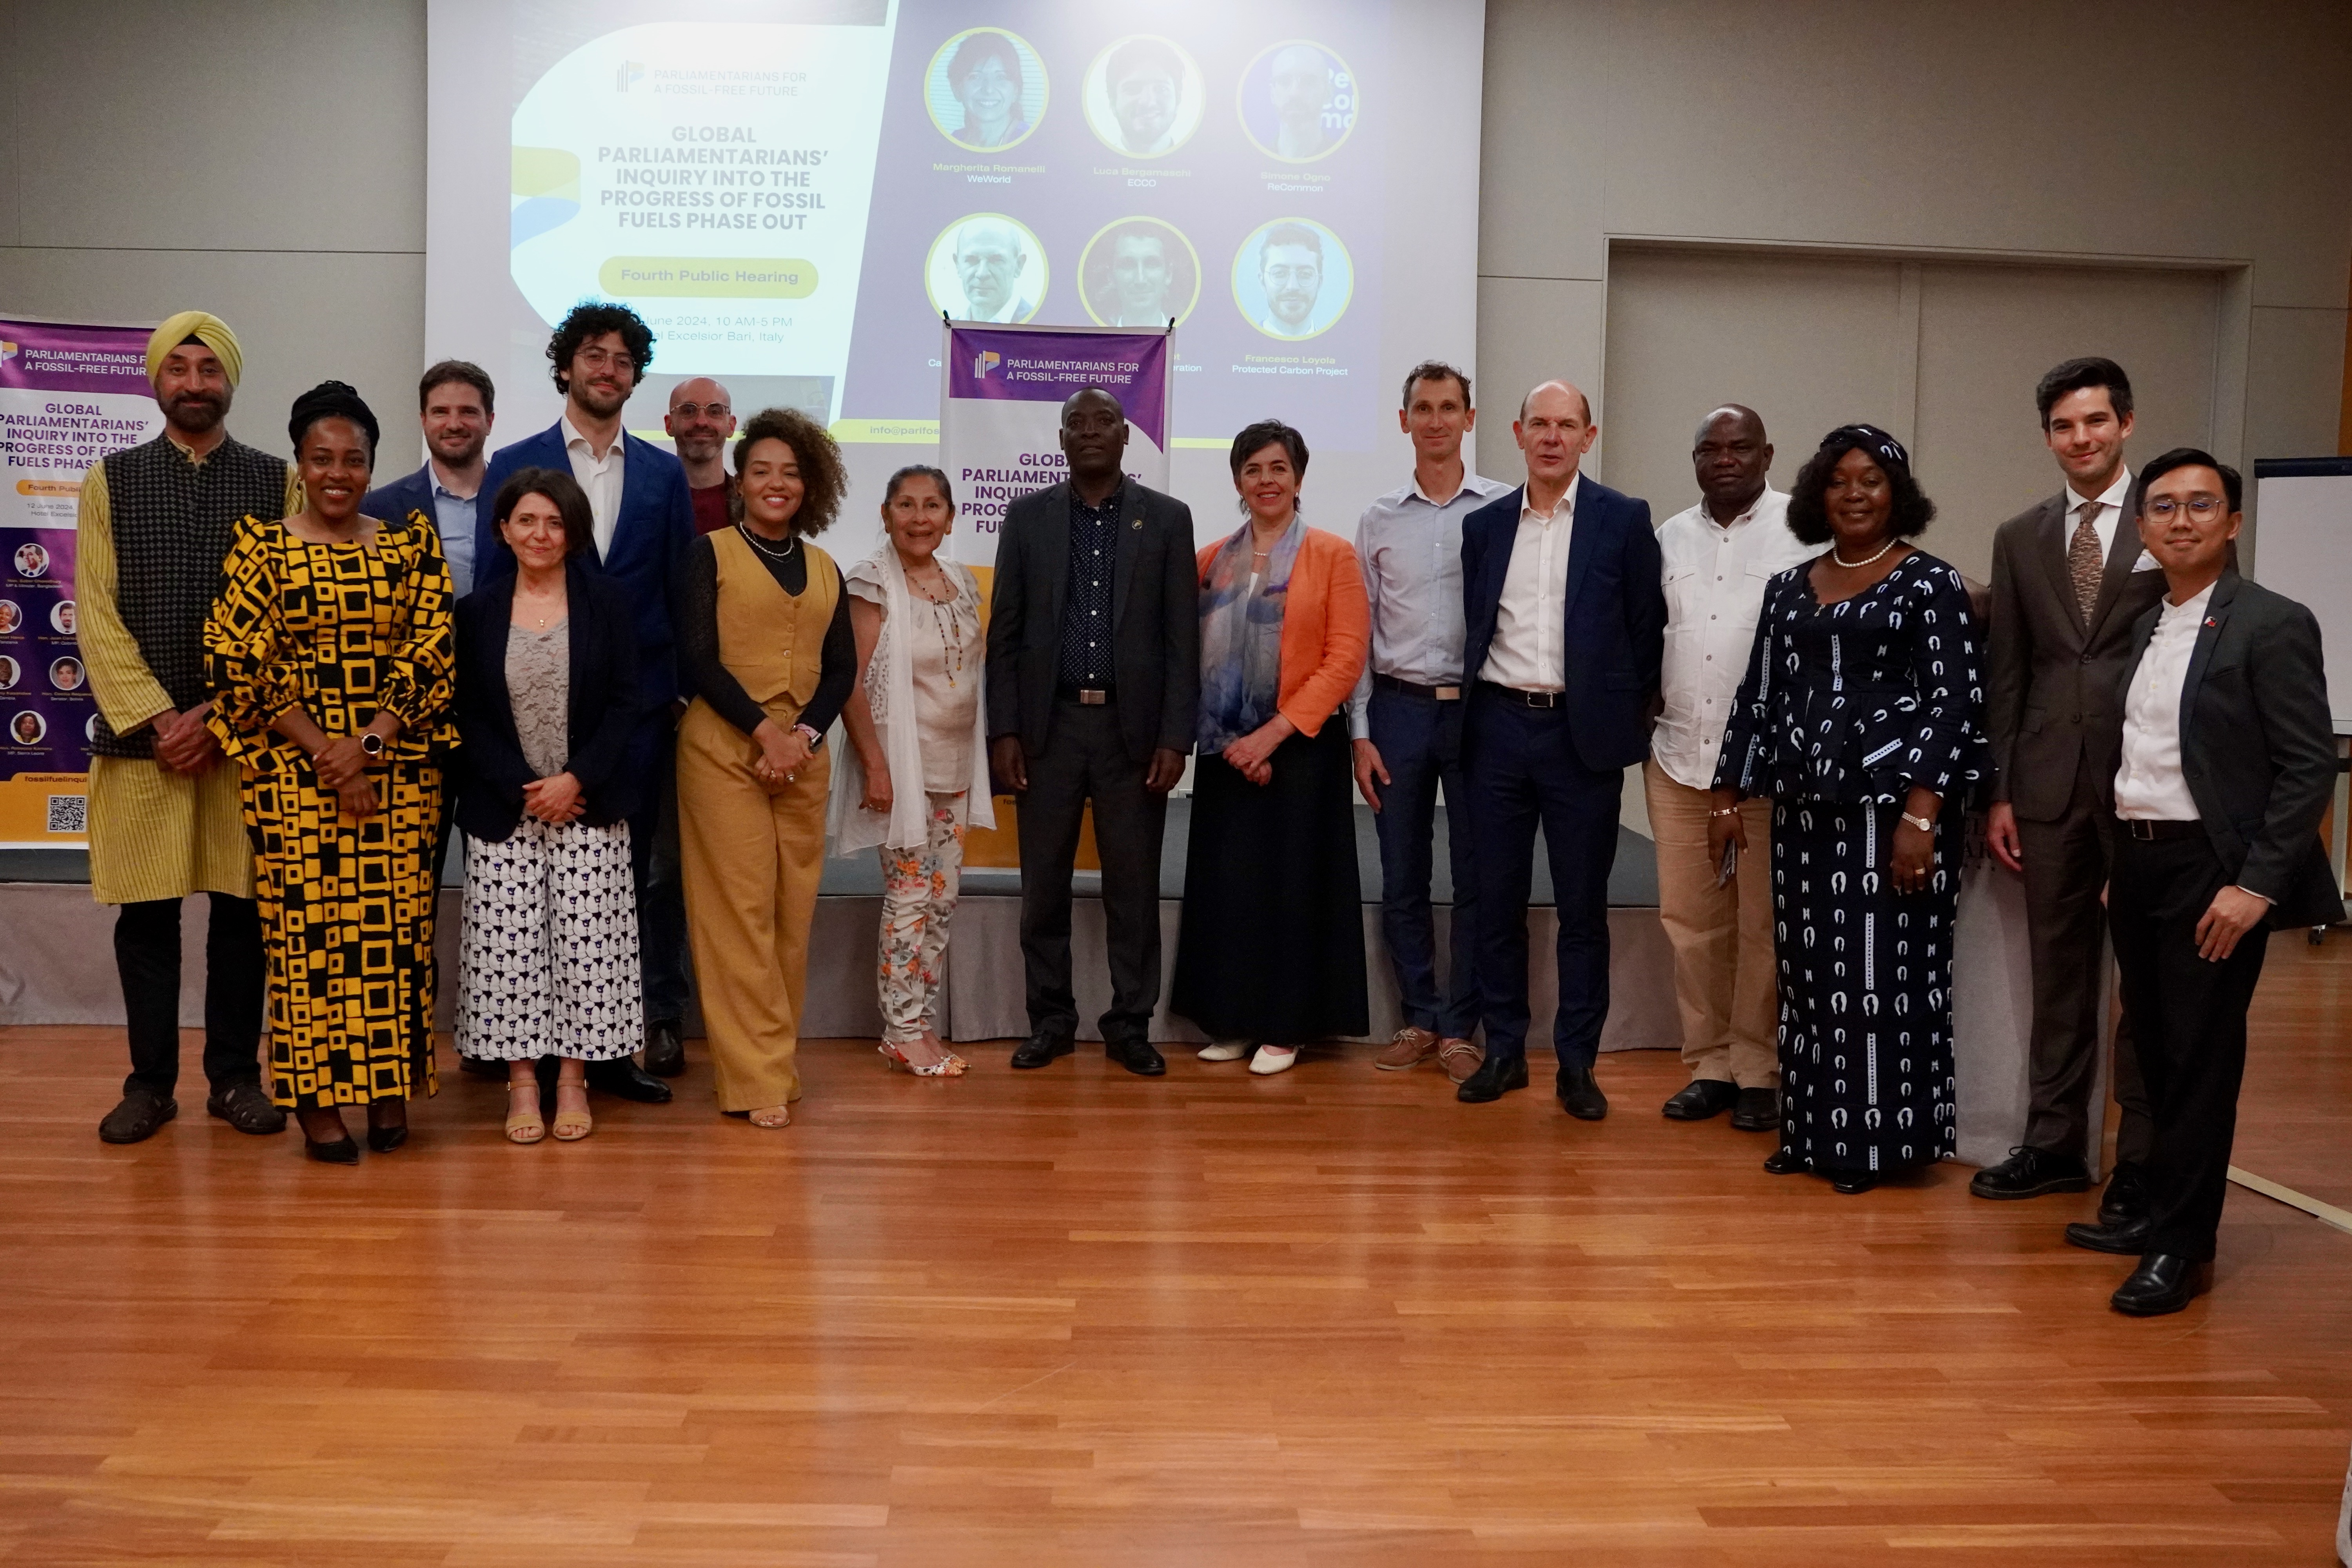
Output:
[1196, 513, 1303, 752]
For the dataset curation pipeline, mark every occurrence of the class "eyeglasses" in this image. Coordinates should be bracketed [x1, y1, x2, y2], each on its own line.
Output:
[671, 403, 730, 420]
[575, 347, 636, 372]
[2143, 497, 2227, 522]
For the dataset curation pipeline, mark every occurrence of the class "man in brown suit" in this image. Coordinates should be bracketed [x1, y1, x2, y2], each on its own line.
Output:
[1975, 358, 2167, 1214]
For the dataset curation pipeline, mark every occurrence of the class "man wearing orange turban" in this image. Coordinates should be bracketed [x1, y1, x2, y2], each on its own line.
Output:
[79, 311, 299, 1145]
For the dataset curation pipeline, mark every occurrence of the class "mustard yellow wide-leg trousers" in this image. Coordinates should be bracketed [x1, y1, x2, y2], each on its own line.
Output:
[677, 700, 829, 1112]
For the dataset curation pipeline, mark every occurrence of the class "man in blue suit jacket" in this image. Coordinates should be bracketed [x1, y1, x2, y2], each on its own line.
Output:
[1455, 379, 1665, 1117]
[477, 302, 696, 1098]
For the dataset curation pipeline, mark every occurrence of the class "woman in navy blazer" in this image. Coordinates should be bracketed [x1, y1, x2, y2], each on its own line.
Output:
[452, 469, 648, 1144]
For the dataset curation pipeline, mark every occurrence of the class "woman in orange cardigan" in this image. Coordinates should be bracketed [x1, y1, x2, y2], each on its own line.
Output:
[1172, 419, 1370, 1074]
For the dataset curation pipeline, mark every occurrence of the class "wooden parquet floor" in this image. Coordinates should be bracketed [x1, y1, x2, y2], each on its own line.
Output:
[3, 937, 2348, 1566]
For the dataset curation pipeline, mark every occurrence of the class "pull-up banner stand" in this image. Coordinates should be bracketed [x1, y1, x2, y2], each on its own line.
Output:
[938, 321, 1172, 573]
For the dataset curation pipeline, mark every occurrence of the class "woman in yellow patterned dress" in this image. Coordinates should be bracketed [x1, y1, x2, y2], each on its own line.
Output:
[205, 382, 456, 1163]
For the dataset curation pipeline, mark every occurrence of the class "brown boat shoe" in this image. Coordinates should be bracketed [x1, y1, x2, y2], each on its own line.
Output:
[1438, 1038, 1485, 1083]
[1374, 1026, 1441, 1071]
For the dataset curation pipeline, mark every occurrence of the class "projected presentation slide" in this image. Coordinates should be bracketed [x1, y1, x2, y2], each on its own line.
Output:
[431, 0, 1482, 485]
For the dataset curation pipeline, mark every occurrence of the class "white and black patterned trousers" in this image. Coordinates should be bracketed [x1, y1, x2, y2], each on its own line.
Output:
[456, 818, 643, 1062]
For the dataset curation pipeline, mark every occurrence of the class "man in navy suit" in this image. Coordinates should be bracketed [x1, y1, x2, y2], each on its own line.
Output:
[363, 361, 497, 597]
[1455, 379, 1665, 1117]
[477, 302, 697, 1099]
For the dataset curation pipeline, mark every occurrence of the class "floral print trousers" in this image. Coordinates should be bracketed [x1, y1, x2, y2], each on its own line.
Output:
[876, 793, 966, 1045]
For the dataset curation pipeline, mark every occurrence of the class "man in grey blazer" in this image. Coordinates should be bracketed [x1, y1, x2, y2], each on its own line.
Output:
[986, 387, 1200, 1075]
[1976, 358, 2167, 1214]
[2059, 448, 2337, 1314]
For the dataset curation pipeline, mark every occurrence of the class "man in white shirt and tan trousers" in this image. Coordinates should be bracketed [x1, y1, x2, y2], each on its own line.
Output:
[1649, 406, 1818, 1132]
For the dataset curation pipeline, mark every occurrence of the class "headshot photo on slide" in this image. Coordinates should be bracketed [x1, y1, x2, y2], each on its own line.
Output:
[0, 655, 18, 691]
[49, 655, 83, 693]
[1083, 36, 1205, 160]
[0, 600, 20, 635]
[1232, 217, 1353, 341]
[1238, 40, 1358, 163]
[50, 599, 74, 635]
[8, 710, 44, 748]
[927, 213, 1049, 324]
[13, 541, 49, 579]
[1080, 217, 1201, 328]
[925, 27, 1047, 153]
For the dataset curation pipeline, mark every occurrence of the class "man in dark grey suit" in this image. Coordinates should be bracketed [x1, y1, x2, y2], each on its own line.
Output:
[2058, 448, 2337, 1315]
[987, 387, 1199, 1075]
[1975, 358, 2167, 1213]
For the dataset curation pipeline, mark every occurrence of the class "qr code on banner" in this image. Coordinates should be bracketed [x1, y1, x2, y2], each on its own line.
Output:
[45, 794, 87, 834]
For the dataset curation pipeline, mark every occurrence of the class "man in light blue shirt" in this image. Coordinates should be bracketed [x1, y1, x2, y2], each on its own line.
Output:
[362, 360, 495, 597]
[1350, 360, 1511, 1083]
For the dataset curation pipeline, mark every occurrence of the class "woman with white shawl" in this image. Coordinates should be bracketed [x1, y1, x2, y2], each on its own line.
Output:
[833, 465, 995, 1076]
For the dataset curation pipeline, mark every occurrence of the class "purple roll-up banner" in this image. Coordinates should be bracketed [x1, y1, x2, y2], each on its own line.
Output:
[0, 316, 162, 845]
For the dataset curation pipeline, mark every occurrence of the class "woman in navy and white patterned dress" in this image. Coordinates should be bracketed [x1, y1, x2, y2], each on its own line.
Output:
[1709, 426, 1985, 1193]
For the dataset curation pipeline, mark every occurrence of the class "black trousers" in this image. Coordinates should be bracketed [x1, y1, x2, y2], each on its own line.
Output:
[1017, 698, 1169, 1039]
[2109, 828, 2270, 1261]
[116, 893, 265, 1099]
[2017, 752, 2154, 1164]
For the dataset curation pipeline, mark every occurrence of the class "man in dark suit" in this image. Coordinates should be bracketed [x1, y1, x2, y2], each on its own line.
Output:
[363, 361, 496, 598]
[1455, 380, 1664, 1117]
[2059, 448, 2337, 1315]
[475, 303, 695, 1102]
[1976, 358, 2167, 1214]
[986, 387, 1199, 1076]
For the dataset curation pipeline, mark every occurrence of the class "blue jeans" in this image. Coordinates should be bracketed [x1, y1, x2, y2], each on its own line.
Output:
[1465, 689, 1622, 1068]
[1366, 685, 1480, 1040]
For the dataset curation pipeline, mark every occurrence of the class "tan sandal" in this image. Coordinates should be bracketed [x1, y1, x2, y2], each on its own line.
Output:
[504, 1081, 545, 1145]
[551, 1079, 592, 1142]
[748, 1103, 791, 1129]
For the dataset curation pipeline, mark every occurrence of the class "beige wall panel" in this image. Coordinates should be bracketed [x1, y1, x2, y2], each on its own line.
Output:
[7, 0, 425, 255]
[2245, 305, 2348, 464]
[1472, 275, 1605, 486]
[1912, 264, 2221, 580]
[0, 248, 426, 465]
[1601, 248, 1909, 520]
[1476, 2, 1608, 283]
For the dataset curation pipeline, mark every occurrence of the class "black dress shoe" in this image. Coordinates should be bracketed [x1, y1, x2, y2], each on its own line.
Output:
[304, 1134, 360, 1165]
[1831, 1171, 1879, 1194]
[1009, 1030, 1076, 1070]
[99, 1090, 177, 1145]
[2063, 1215, 2156, 1255]
[2098, 1162, 2148, 1227]
[1762, 1147, 1805, 1175]
[1968, 1145, 2092, 1200]
[585, 1058, 673, 1104]
[1104, 1035, 1166, 1077]
[459, 1054, 506, 1081]
[1661, 1079, 1739, 1120]
[206, 1080, 288, 1135]
[1556, 1063, 1608, 1121]
[1729, 1087, 1781, 1133]
[366, 1125, 410, 1154]
[1455, 1051, 1528, 1103]
[642, 1018, 686, 1078]
[2110, 1253, 2212, 1316]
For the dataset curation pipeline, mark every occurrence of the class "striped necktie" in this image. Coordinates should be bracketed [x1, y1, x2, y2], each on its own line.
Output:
[2068, 501, 2103, 625]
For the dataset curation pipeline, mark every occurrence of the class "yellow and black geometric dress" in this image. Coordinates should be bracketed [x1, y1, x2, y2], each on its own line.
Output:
[204, 511, 456, 1109]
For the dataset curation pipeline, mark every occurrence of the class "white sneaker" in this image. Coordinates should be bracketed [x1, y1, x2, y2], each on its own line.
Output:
[1197, 1039, 1251, 1062]
[1248, 1045, 1299, 1076]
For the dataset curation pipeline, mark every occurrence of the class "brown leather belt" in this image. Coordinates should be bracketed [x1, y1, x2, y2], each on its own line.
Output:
[1059, 688, 1112, 706]
[1375, 672, 1462, 701]
[2117, 817, 2204, 841]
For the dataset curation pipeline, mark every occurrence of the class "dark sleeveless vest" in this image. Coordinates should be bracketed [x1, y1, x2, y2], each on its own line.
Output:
[88, 433, 289, 759]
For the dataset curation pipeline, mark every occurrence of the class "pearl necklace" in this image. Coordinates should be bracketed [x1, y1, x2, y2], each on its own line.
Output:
[1829, 537, 1897, 569]
[737, 522, 799, 561]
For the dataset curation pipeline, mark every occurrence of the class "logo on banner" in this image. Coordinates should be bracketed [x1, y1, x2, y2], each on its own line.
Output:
[615, 60, 646, 92]
[973, 349, 1001, 378]
[0, 341, 17, 364]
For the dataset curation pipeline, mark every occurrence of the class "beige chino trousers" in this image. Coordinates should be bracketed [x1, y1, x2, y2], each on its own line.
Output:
[1644, 759, 1778, 1089]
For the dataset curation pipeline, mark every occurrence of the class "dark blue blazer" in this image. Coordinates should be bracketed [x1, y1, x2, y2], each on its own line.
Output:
[362, 465, 437, 536]
[1461, 474, 1665, 771]
[452, 561, 646, 841]
[475, 423, 695, 709]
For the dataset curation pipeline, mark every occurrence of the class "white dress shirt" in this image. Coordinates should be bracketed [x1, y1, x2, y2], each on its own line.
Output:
[562, 415, 626, 558]
[1345, 469, 1513, 737]
[2113, 580, 2214, 820]
[1651, 486, 1819, 790]
[1477, 475, 1581, 692]
[2064, 465, 2132, 560]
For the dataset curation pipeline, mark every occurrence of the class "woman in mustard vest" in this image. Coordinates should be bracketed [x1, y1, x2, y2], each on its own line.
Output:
[675, 407, 854, 1128]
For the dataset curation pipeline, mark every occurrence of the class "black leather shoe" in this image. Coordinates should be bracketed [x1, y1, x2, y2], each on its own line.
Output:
[99, 1090, 177, 1145]
[366, 1125, 410, 1154]
[1556, 1063, 1608, 1121]
[1104, 1035, 1166, 1077]
[585, 1058, 673, 1104]
[2110, 1253, 2212, 1316]
[459, 1054, 506, 1081]
[2064, 1215, 2156, 1255]
[1831, 1171, 1879, 1195]
[206, 1080, 287, 1136]
[1729, 1087, 1781, 1132]
[1968, 1145, 2092, 1200]
[304, 1134, 360, 1165]
[1009, 1030, 1076, 1070]
[2099, 1162, 2148, 1227]
[1762, 1147, 1805, 1175]
[1455, 1051, 1528, 1103]
[642, 1019, 686, 1078]
[1661, 1079, 1739, 1120]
